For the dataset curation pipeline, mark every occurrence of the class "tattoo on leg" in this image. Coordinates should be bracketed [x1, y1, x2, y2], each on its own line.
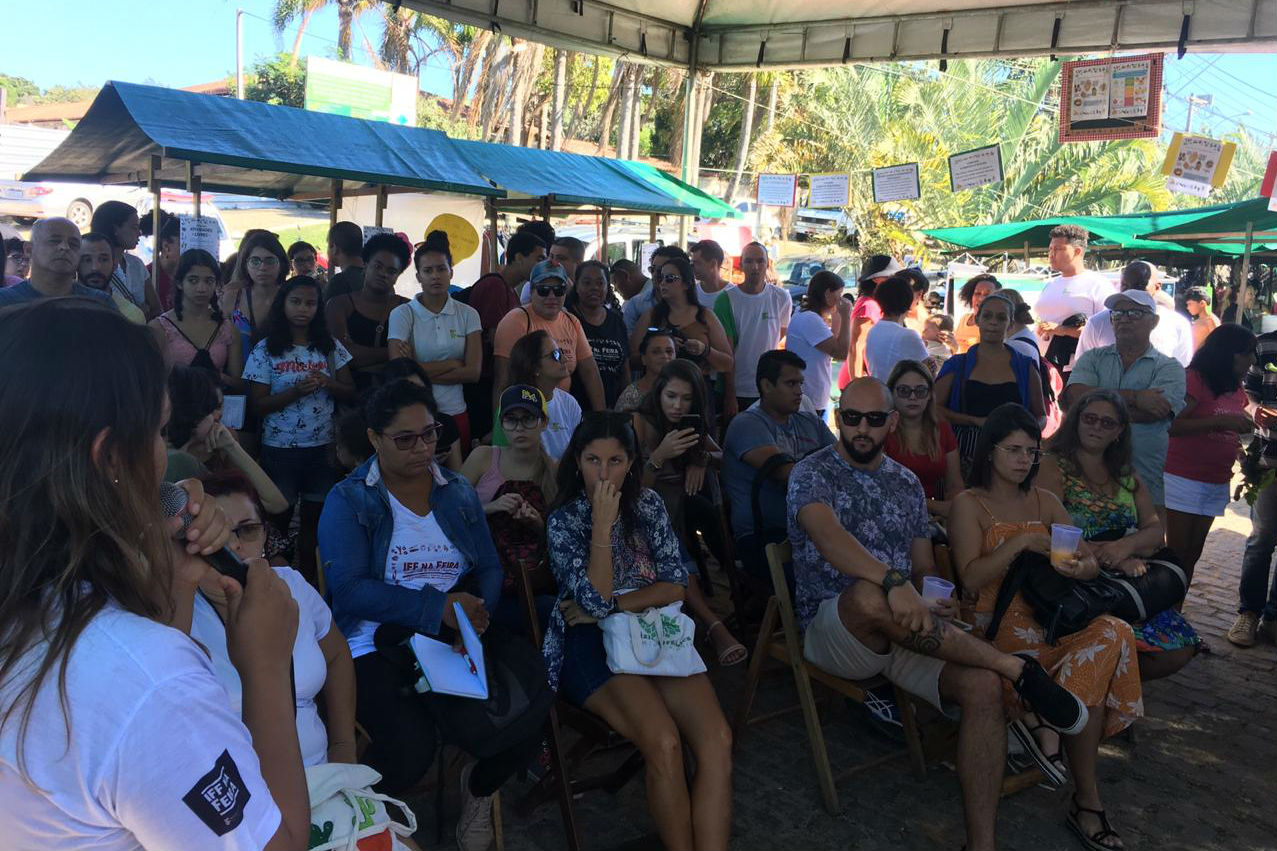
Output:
[898, 618, 946, 655]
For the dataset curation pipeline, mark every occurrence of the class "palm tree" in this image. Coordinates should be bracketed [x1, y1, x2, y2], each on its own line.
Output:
[271, 0, 374, 61]
[725, 72, 758, 201]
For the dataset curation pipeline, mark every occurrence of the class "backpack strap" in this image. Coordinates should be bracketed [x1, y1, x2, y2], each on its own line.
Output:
[985, 553, 1028, 641]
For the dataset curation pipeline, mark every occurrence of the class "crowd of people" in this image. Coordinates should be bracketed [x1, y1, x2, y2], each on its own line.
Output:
[0, 209, 1272, 851]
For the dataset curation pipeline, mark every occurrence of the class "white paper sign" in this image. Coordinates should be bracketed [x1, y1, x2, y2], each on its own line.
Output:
[1166, 176, 1213, 198]
[1069, 65, 1111, 121]
[178, 215, 221, 258]
[220, 395, 246, 431]
[1108, 59, 1152, 119]
[808, 173, 850, 208]
[1171, 136, 1224, 185]
[948, 145, 1004, 192]
[361, 225, 393, 245]
[756, 173, 797, 208]
[872, 164, 921, 203]
[640, 242, 661, 274]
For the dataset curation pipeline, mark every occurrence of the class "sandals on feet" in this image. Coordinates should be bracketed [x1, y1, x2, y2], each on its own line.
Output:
[1067, 795, 1123, 851]
[707, 620, 747, 666]
[1008, 716, 1068, 788]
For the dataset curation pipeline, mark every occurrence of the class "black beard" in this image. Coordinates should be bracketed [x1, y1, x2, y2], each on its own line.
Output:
[840, 433, 884, 464]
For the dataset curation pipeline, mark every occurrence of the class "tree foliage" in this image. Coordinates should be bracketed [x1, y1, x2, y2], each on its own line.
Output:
[244, 53, 307, 108]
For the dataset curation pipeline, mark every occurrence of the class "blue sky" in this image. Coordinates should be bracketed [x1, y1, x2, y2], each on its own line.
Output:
[7, 1, 1276, 146]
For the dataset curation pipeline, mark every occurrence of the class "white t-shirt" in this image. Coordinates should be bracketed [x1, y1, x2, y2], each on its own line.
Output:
[242, 340, 353, 448]
[191, 567, 333, 768]
[345, 493, 469, 659]
[864, 319, 929, 380]
[0, 604, 280, 850]
[387, 296, 481, 415]
[696, 281, 728, 310]
[785, 309, 835, 411]
[1075, 305, 1194, 367]
[1034, 270, 1115, 325]
[543, 386, 582, 460]
[717, 284, 792, 397]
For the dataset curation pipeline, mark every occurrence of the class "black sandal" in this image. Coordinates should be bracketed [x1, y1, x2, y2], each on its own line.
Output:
[1009, 716, 1068, 787]
[1067, 795, 1123, 851]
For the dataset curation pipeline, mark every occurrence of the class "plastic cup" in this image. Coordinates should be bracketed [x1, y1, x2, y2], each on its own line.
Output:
[921, 576, 955, 606]
[1050, 523, 1083, 568]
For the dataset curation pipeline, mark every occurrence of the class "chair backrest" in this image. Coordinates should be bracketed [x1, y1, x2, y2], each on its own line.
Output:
[513, 558, 545, 649]
[764, 540, 804, 643]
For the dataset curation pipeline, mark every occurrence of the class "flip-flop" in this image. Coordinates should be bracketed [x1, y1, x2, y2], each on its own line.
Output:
[708, 621, 747, 666]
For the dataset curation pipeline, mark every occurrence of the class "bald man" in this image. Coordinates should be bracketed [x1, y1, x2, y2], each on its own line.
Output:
[787, 378, 1089, 851]
[0, 218, 113, 309]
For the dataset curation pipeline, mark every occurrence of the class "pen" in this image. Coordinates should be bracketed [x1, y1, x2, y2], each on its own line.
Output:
[461, 649, 478, 676]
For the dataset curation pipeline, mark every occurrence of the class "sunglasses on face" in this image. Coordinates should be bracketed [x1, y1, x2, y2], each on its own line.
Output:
[1111, 308, 1152, 321]
[838, 409, 892, 427]
[541, 348, 564, 363]
[660, 273, 682, 283]
[893, 385, 930, 400]
[1080, 412, 1121, 431]
[534, 284, 567, 297]
[381, 423, 443, 450]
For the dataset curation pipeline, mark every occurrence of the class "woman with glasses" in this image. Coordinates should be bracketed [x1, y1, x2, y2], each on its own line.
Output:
[495, 330, 581, 461]
[3, 236, 29, 285]
[885, 360, 961, 520]
[628, 253, 733, 385]
[149, 249, 244, 390]
[953, 273, 1002, 354]
[566, 260, 630, 408]
[1038, 390, 1201, 682]
[616, 329, 678, 413]
[382, 357, 464, 472]
[949, 403, 1141, 851]
[330, 232, 409, 394]
[225, 231, 290, 355]
[192, 470, 358, 768]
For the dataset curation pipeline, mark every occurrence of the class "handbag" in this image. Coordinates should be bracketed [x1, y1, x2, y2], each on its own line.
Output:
[986, 551, 1125, 645]
[305, 762, 417, 851]
[600, 601, 707, 677]
[1086, 530, 1189, 622]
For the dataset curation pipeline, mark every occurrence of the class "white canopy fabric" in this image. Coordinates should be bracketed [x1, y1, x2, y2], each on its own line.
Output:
[401, 0, 1276, 69]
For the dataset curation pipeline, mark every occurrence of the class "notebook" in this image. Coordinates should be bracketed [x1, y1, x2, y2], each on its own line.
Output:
[408, 601, 488, 699]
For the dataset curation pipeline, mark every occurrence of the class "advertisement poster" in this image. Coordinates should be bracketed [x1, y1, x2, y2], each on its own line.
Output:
[1059, 54, 1162, 143]
[808, 173, 851, 208]
[177, 215, 220, 257]
[756, 173, 798, 207]
[1161, 133, 1235, 198]
[948, 145, 1004, 192]
[872, 163, 921, 203]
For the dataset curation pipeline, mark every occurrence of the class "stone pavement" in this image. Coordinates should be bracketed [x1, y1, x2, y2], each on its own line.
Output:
[410, 494, 1277, 851]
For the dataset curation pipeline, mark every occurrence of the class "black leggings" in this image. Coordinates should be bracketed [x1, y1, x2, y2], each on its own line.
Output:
[354, 652, 541, 797]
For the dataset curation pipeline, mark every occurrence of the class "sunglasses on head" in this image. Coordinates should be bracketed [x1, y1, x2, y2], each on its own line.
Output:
[535, 284, 567, 297]
[380, 422, 443, 450]
[838, 409, 892, 427]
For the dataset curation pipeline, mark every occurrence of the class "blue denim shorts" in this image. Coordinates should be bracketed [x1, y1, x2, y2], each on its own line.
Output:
[558, 623, 614, 708]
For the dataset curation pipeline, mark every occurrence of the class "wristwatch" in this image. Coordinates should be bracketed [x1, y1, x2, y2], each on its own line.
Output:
[881, 568, 910, 592]
[645, 456, 664, 472]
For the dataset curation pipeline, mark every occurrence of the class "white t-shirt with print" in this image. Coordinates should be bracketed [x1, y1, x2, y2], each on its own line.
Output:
[344, 493, 470, 659]
[785, 309, 835, 411]
[192, 567, 333, 768]
[864, 319, 929, 380]
[543, 387, 582, 460]
[718, 284, 792, 397]
[1034, 271, 1115, 325]
[0, 604, 280, 850]
[242, 340, 353, 448]
[387, 296, 481, 415]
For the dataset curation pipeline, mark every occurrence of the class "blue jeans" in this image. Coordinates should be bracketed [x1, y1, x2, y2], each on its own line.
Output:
[1239, 479, 1277, 620]
[259, 444, 337, 505]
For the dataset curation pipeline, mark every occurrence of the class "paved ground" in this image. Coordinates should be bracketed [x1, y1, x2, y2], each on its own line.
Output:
[407, 492, 1277, 851]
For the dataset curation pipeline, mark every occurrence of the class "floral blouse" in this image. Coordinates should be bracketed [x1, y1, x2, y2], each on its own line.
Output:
[542, 488, 687, 690]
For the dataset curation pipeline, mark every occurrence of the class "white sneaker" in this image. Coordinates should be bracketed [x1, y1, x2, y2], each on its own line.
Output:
[456, 762, 495, 851]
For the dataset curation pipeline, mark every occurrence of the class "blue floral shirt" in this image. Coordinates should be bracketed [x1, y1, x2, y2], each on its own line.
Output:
[787, 445, 930, 630]
[543, 488, 687, 690]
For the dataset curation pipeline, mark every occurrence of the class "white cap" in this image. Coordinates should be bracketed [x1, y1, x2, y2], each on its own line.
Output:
[1104, 290, 1157, 312]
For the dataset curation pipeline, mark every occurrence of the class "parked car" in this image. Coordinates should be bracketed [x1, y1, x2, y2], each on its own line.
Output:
[0, 180, 147, 230]
[791, 207, 853, 241]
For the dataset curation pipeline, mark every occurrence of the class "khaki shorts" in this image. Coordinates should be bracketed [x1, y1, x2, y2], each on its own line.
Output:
[803, 596, 952, 715]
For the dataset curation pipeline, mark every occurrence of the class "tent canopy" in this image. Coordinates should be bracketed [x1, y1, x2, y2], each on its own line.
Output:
[612, 160, 741, 219]
[1140, 197, 1277, 245]
[400, 0, 1276, 69]
[23, 81, 502, 199]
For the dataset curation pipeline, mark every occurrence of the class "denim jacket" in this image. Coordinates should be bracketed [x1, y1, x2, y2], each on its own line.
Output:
[318, 457, 503, 641]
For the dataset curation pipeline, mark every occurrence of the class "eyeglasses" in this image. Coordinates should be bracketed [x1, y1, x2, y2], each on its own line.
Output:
[246, 256, 280, 268]
[534, 284, 567, 297]
[1110, 308, 1152, 321]
[660, 273, 682, 283]
[541, 349, 564, 363]
[501, 414, 543, 431]
[838, 409, 892, 427]
[230, 521, 266, 543]
[380, 423, 444, 450]
[995, 444, 1043, 462]
[893, 385, 930, 400]
[1080, 412, 1121, 431]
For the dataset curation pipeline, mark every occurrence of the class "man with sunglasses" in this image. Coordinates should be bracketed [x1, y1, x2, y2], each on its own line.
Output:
[493, 260, 606, 413]
[789, 378, 1089, 851]
[1065, 289, 1186, 513]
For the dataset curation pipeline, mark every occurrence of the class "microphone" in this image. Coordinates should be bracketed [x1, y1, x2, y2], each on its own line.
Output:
[160, 482, 249, 586]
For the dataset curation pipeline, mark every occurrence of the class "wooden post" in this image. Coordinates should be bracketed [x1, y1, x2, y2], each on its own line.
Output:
[185, 162, 201, 218]
[375, 186, 388, 228]
[487, 198, 500, 269]
[541, 196, 552, 224]
[149, 154, 162, 298]
[649, 214, 659, 242]
[1023, 240, 1030, 265]
[1236, 222, 1255, 324]
[329, 179, 341, 229]
[601, 207, 610, 261]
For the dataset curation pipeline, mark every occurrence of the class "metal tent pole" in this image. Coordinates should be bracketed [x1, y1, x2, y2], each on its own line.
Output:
[149, 155, 161, 298]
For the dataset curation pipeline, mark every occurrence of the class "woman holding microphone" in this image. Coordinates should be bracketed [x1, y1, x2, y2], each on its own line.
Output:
[0, 299, 309, 850]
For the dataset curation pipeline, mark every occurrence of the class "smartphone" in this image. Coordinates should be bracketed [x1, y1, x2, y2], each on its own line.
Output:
[677, 414, 701, 430]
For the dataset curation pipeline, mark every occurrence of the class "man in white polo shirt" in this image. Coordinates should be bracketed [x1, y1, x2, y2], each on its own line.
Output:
[1075, 260, 1194, 367]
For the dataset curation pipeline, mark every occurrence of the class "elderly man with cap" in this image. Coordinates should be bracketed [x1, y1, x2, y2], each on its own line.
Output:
[838, 254, 903, 387]
[1075, 260, 1193, 367]
[1065, 288, 1186, 512]
[492, 259, 606, 413]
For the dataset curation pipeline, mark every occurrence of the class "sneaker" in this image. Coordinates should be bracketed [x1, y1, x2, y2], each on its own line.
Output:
[862, 684, 902, 728]
[1008, 719, 1068, 788]
[1227, 612, 1259, 647]
[1010, 654, 1088, 736]
[456, 763, 495, 851]
[1258, 618, 1277, 645]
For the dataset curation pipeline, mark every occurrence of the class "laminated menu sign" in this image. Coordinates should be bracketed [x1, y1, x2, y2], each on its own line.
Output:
[1070, 65, 1111, 122]
[1161, 133, 1235, 198]
[178, 215, 220, 257]
[948, 145, 1003, 192]
[1059, 54, 1162, 143]
[756, 173, 798, 207]
[1108, 59, 1153, 119]
[872, 163, 921, 203]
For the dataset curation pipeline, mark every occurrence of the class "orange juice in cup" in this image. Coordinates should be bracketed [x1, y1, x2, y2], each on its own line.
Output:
[1050, 524, 1083, 569]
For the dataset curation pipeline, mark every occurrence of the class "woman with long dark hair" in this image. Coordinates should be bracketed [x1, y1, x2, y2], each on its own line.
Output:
[615, 329, 677, 413]
[629, 253, 733, 382]
[953, 273, 1002, 354]
[1038, 390, 1201, 681]
[567, 260, 631, 407]
[1165, 323, 1256, 593]
[225, 231, 290, 355]
[496, 330, 581, 461]
[149, 248, 243, 389]
[786, 270, 851, 417]
[545, 412, 732, 850]
[949, 403, 1141, 850]
[885, 359, 961, 519]
[0, 299, 309, 849]
[244, 276, 356, 585]
[90, 199, 161, 320]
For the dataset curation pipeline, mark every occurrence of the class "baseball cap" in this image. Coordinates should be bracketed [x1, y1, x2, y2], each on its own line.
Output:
[859, 254, 904, 283]
[499, 384, 546, 418]
[530, 259, 570, 286]
[1104, 290, 1157, 312]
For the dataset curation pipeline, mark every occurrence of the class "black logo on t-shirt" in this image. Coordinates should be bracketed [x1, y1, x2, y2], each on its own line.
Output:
[182, 749, 251, 836]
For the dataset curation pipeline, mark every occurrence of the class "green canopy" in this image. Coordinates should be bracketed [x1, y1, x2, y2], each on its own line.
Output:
[611, 160, 741, 219]
[23, 81, 502, 199]
[1139, 197, 1277, 250]
[453, 139, 696, 216]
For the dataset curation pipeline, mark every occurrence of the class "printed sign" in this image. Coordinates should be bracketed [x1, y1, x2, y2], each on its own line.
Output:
[756, 173, 798, 207]
[1059, 54, 1163, 143]
[808, 173, 851, 208]
[177, 215, 220, 258]
[640, 242, 661, 274]
[948, 145, 1004, 192]
[361, 225, 393, 245]
[1161, 133, 1236, 198]
[872, 163, 921, 203]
